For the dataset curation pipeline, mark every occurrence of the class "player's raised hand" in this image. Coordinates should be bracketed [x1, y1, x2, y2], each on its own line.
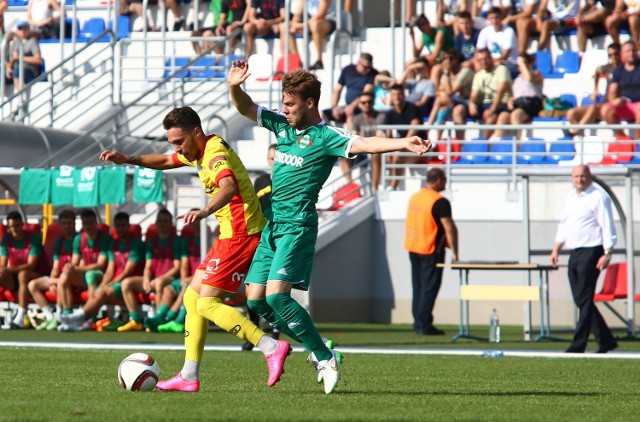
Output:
[99, 150, 128, 165]
[227, 60, 251, 86]
[405, 136, 432, 155]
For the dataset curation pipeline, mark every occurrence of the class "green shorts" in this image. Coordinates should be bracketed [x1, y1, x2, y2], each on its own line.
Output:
[84, 270, 104, 286]
[170, 279, 182, 295]
[246, 221, 317, 291]
[112, 282, 123, 301]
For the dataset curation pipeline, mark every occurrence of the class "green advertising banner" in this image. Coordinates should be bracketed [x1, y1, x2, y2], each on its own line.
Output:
[98, 166, 127, 204]
[133, 168, 164, 203]
[50, 166, 75, 206]
[19, 169, 51, 204]
[72, 167, 100, 207]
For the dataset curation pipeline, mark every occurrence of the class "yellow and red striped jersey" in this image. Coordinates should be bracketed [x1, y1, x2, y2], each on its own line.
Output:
[172, 135, 266, 239]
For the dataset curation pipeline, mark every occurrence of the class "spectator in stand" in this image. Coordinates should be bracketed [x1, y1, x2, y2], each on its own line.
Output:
[606, 0, 640, 46]
[601, 41, 640, 138]
[59, 212, 146, 332]
[476, 7, 518, 78]
[409, 14, 455, 66]
[322, 52, 378, 126]
[566, 42, 621, 138]
[456, 48, 511, 139]
[6, 20, 42, 92]
[427, 49, 475, 140]
[191, 0, 226, 55]
[437, 0, 470, 35]
[373, 70, 394, 112]
[280, 0, 337, 70]
[0, 211, 47, 329]
[383, 84, 427, 191]
[56, 209, 110, 320]
[345, 91, 385, 191]
[117, 208, 183, 332]
[0, 0, 7, 37]
[503, 0, 538, 55]
[397, 57, 436, 120]
[576, 0, 616, 53]
[454, 11, 479, 68]
[26, 0, 61, 39]
[27, 208, 76, 331]
[394, 0, 418, 26]
[473, 0, 513, 27]
[536, 0, 580, 51]
[494, 53, 543, 139]
[168, 0, 186, 31]
[215, 0, 249, 53]
[243, 0, 285, 57]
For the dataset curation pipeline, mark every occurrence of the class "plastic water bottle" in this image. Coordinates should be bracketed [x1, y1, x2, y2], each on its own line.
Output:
[489, 308, 500, 343]
[482, 350, 505, 358]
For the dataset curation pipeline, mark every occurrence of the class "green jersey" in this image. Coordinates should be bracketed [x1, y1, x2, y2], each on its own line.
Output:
[258, 107, 359, 225]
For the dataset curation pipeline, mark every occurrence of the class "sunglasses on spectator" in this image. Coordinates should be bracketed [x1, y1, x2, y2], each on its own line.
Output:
[359, 62, 372, 70]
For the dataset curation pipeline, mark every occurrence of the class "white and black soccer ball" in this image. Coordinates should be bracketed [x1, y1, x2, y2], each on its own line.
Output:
[117, 353, 160, 391]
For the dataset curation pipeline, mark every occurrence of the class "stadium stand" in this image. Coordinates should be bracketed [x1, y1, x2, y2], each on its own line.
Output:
[455, 138, 489, 164]
[517, 138, 547, 165]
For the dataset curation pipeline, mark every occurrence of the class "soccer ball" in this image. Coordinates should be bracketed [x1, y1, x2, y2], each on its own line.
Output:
[117, 353, 160, 391]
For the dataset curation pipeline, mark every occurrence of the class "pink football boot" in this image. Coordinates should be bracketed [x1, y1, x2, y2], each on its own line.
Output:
[265, 340, 292, 387]
[156, 373, 200, 392]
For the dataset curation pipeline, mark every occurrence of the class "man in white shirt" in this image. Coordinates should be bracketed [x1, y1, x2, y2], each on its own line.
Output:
[476, 7, 518, 77]
[550, 165, 618, 354]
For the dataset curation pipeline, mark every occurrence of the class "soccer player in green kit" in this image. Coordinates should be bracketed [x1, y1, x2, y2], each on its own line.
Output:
[227, 60, 431, 394]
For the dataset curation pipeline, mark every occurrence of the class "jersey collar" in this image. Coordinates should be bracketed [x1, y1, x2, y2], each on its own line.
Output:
[294, 120, 326, 135]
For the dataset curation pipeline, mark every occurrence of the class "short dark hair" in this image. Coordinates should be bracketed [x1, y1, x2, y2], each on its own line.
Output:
[80, 209, 97, 220]
[608, 42, 621, 52]
[163, 107, 203, 132]
[458, 10, 472, 20]
[58, 209, 75, 221]
[390, 83, 405, 92]
[475, 48, 490, 57]
[282, 69, 322, 106]
[622, 40, 637, 49]
[6, 211, 22, 223]
[114, 212, 130, 223]
[359, 91, 374, 100]
[157, 208, 173, 220]
[360, 53, 373, 63]
[487, 7, 502, 17]
[427, 167, 446, 184]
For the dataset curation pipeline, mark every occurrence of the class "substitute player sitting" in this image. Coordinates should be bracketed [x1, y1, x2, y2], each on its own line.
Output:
[99, 107, 291, 391]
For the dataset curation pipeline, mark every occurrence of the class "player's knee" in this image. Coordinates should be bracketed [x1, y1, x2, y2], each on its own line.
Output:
[196, 296, 222, 316]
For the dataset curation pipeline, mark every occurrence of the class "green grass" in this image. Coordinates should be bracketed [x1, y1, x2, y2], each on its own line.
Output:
[1, 324, 640, 421]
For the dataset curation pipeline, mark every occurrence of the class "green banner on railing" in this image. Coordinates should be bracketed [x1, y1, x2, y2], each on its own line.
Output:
[133, 168, 165, 203]
[19, 169, 51, 205]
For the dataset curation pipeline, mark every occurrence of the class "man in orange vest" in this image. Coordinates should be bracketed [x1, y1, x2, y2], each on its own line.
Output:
[404, 167, 459, 335]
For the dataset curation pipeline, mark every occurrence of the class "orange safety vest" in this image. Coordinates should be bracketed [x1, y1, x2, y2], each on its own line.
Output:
[404, 188, 443, 255]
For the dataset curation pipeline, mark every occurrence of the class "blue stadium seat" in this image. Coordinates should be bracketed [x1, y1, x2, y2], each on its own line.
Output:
[163, 57, 191, 79]
[545, 137, 576, 164]
[581, 93, 605, 106]
[548, 51, 580, 78]
[78, 18, 107, 42]
[534, 51, 553, 78]
[109, 15, 131, 40]
[190, 56, 218, 79]
[486, 138, 515, 164]
[7, 0, 28, 6]
[517, 138, 547, 165]
[454, 138, 489, 164]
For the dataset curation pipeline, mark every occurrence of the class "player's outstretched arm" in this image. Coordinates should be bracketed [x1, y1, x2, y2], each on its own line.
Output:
[99, 150, 180, 170]
[227, 60, 259, 122]
[350, 136, 432, 155]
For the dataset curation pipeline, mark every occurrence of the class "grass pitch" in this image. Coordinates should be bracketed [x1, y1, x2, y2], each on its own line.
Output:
[1, 324, 640, 421]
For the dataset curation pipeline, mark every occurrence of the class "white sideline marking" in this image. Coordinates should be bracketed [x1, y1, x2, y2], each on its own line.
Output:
[1, 341, 640, 359]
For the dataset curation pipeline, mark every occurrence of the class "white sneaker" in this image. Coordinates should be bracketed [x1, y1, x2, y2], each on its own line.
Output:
[58, 321, 80, 332]
[60, 310, 84, 325]
[78, 320, 93, 331]
[317, 351, 340, 394]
